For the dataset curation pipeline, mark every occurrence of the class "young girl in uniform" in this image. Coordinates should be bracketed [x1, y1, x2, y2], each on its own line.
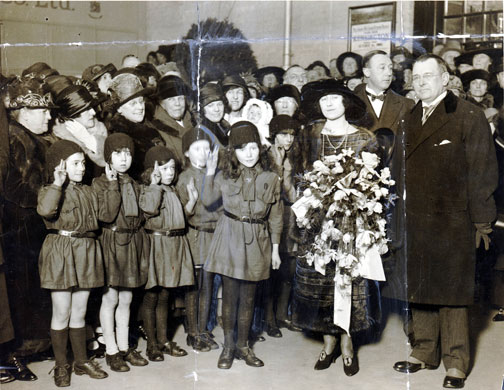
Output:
[202, 121, 283, 369]
[176, 126, 221, 351]
[138, 145, 196, 360]
[38, 140, 120, 386]
[92, 133, 149, 372]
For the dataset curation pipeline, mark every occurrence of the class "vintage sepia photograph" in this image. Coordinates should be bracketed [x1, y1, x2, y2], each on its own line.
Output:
[0, 1, 503, 389]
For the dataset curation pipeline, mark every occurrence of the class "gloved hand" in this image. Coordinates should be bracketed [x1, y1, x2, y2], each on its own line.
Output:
[475, 222, 492, 250]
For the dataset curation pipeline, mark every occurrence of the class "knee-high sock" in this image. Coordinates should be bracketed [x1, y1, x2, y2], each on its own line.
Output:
[116, 300, 130, 352]
[198, 269, 214, 334]
[237, 281, 257, 348]
[185, 271, 199, 337]
[100, 301, 118, 355]
[69, 327, 87, 364]
[156, 288, 169, 344]
[221, 276, 240, 348]
[142, 289, 158, 347]
[51, 328, 69, 366]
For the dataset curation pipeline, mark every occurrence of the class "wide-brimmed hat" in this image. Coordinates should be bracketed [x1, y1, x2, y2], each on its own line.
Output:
[156, 75, 189, 101]
[7, 77, 57, 110]
[82, 63, 117, 82]
[109, 73, 154, 108]
[55, 85, 101, 119]
[267, 84, 301, 106]
[43, 75, 74, 99]
[336, 52, 363, 77]
[461, 69, 493, 91]
[455, 47, 502, 68]
[199, 82, 225, 107]
[439, 40, 463, 58]
[268, 115, 300, 140]
[135, 62, 161, 84]
[21, 62, 59, 80]
[253, 66, 284, 85]
[301, 78, 366, 123]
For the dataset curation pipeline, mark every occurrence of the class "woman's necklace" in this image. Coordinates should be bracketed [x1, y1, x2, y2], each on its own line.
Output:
[322, 121, 355, 153]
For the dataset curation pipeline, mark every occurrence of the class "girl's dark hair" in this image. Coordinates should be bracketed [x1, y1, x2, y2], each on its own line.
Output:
[220, 143, 273, 180]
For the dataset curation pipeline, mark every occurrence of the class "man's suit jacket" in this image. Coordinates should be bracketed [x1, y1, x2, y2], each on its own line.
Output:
[405, 91, 497, 306]
[354, 83, 414, 134]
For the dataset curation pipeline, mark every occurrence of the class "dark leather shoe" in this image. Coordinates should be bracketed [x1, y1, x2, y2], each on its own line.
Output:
[187, 335, 211, 352]
[105, 353, 130, 372]
[393, 360, 437, 373]
[146, 345, 164, 362]
[121, 348, 148, 366]
[7, 356, 37, 381]
[74, 359, 108, 379]
[443, 376, 465, 388]
[217, 347, 234, 369]
[314, 345, 341, 370]
[343, 354, 359, 376]
[53, 364, 71, 387]
[277, 319, 302, 332]
[201, 333, 219, 350]
[493, 309, 504, 321]
[235, 347, 264, 367]
[0, 370, 16, 384]
[266, 325, 282, 338]
[162, 341, 188, 357]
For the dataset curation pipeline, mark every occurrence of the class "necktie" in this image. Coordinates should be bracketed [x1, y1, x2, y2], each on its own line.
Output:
[366, 91, 386, 102]
[422, 106, 432, 125]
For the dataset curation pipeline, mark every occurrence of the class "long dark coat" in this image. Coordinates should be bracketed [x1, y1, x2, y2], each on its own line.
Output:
[405, 91, 497, 306]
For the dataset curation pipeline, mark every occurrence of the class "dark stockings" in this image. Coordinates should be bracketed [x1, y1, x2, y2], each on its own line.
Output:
[221, 275, 257, 349]
[142, 287, 170, 347]
[265, 255, 296, 325]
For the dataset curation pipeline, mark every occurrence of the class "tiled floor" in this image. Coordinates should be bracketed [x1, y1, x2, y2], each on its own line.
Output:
[3, 303, 503, 390]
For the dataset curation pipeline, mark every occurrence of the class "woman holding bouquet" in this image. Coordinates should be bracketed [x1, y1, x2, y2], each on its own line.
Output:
[292, 79, 383, 376]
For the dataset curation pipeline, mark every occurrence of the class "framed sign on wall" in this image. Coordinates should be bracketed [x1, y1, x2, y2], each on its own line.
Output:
[348, 2, 396, 56]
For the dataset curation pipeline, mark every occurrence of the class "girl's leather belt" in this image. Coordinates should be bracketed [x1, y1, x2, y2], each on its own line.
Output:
[188, 224, 215, 233]
[144, 228, 186, 237]
[224, 210, 266, 225]
[101, 224, 139, 234]
[47, 229, 97, 238]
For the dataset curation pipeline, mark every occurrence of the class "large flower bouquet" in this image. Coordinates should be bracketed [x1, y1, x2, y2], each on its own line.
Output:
[291, 148, 395, 333]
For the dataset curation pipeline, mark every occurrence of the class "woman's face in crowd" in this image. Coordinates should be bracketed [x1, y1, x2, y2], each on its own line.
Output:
[118, 96, 145, 123]
[342, 57, 358, 76]
[319, 94, 345, 121]
[110, 148, 132, 173]
[185, 139, 210, 169]
[74, 107, 96, 129]
[247, 104, 262, 124]
[274, 97, 297, 117]
[235, 142, 260, 168]
[203, 100, 225, 123]
[469, 79, 488, 97]
[65, 152, 86, 183]
[161, 95, 186, 121]
[159, 159, 176, 185]
[346, 78, 362, 91]
[262, 74, 278, 89]
[23, 108, 51, 134]
[498, 72, 504, 89]
[275, 132, 295, 151]
[225, 87, 245, 112]
[473, 53, 491, 71]
[248, 87, 258, 99]
[97, 72, 112, 94]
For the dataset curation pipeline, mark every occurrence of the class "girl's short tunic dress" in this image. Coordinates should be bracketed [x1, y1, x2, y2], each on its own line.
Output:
[37, 181, 120, 289]
[176, 165, 222, 267]
[92, 173, 149, 288]
[140, 184, 194, 289]
[203, 166, 283, 282]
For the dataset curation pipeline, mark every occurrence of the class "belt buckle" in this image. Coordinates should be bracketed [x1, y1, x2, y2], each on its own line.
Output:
[60, 230, 73, 237]
[240, 216, 251, 224]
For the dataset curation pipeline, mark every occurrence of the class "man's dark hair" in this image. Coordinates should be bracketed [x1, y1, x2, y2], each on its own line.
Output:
[362, 50, 388, 69]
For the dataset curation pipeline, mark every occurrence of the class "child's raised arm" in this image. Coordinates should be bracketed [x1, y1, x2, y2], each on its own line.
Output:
[202, 145, 222, 207]
[37, 160, 66, 219]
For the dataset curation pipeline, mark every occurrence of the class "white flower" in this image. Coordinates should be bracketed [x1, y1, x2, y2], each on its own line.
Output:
[361, 152, 379, 169]
[303, 188, 312, 197]
[331, 163, 344, 175]
[373, 202, 383, 214]
[356, 230, 373, 248]
[334, 190, 347, 201]
[313, 160, 331, 175]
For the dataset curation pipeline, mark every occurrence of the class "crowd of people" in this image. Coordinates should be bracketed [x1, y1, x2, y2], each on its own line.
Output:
[0, 39, 502, 390]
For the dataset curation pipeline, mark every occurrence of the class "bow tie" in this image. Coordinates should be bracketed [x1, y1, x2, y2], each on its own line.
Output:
[366, 91, 386, 102]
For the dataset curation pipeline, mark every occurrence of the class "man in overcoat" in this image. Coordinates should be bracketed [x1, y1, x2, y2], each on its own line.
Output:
[393, 54, 497, 389]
